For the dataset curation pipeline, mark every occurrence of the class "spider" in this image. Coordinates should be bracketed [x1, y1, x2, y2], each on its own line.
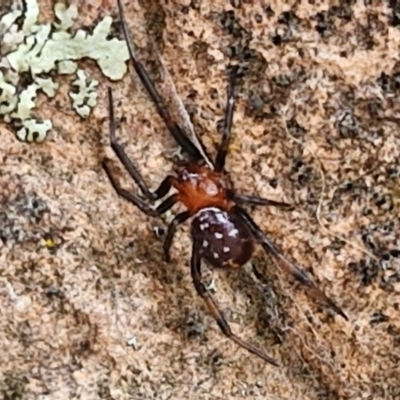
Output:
[102, 0, 348, 367]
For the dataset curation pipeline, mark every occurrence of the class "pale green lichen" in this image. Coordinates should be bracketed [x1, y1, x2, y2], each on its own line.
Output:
[0, 72, 18, 119]
[0, 0, 130, 142]
[0, 8, 23, 55]
[11, 78, 59, 121]
[58, 60, 78, 75]
[53, 3, 78, 31]
[16, 119, 52, 143]
[70, 69, 99, 118]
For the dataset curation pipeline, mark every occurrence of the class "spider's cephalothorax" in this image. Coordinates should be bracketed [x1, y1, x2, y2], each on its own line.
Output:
[102, 0, 348, 367]
[174, 164, 232, 214]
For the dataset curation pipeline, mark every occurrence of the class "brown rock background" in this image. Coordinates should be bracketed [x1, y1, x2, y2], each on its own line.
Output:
[1, 1, 400, 399]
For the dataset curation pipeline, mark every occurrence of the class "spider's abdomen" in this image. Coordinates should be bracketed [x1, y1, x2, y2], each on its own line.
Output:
[191, 207, 254, 269]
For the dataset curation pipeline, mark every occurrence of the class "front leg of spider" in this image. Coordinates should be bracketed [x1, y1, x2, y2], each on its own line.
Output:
[102, 87, 181, 217]
[116, 0, 205, 163]
[190, 241, 280, 366]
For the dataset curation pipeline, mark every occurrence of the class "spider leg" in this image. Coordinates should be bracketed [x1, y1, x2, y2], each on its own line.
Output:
[190, 242, 280, 366]
[102, 159, 158, 217]
[163, 210, 191, 262]
[116, 0, 203, 162]
[215, 67, 238, 172]
[106, 87, 174, 201]
[156, 194, 179, 215]
[229, 192, 292, 209]
[234, 206, 348, 320]
[103, 88, 178, 215]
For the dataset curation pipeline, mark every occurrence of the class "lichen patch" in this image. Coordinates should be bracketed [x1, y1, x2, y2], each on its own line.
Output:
[0, 0, 129, 142]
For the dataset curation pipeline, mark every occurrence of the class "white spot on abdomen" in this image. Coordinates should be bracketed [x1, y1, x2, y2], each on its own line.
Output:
[228, 228, 239, 237]
[200, 222, 210, 231]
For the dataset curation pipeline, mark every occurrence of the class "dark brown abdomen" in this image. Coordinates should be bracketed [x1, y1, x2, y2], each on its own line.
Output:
[190, 207, 254, 269]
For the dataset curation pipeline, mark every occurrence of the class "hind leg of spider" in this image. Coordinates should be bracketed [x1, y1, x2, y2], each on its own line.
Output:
[234, 206, 348, 320]
[229, 192, 292, 209]
[190, 242, 280, 366]
[215, 67, 238, 173]
[116, 0, 204, 163]
[162, 211, 192, 262]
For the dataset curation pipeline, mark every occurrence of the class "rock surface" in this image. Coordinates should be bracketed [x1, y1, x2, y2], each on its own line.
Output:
[1, 1, 399, 399]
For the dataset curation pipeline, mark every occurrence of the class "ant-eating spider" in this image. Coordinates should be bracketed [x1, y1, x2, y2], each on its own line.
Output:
[102, 0, 348, 367]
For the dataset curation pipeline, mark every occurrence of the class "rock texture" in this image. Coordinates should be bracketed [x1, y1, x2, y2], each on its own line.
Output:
[1, 1, 399, 399]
